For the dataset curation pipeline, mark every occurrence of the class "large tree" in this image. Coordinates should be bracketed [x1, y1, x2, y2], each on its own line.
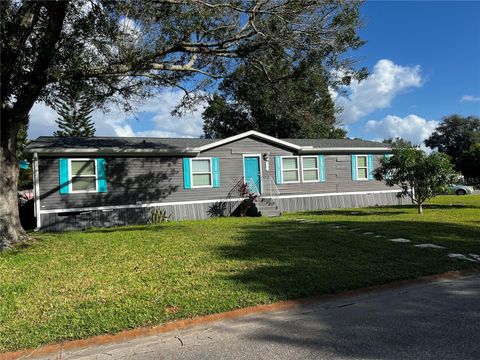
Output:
[53, 87, 96, 137]
[202, 50, 352, 139]
[1, 0, 366, 248]
[424, 114, 480, 172]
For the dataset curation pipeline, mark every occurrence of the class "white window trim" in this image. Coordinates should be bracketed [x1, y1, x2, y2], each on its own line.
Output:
[355, 155, 369, 181]
[68, 158, 98, 193]
[190, 157, 213, 188]
[280, 156, 300, 184]
[301, 156, 319, 183]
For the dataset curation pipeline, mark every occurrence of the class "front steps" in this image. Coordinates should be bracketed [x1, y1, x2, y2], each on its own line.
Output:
[256, 197, 281, 217]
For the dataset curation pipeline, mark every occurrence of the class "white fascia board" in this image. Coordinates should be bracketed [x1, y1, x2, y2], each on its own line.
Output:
[194, 130, 303, 152]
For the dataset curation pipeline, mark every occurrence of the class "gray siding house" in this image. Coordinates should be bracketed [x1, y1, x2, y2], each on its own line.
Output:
[27, 130, 408, 231]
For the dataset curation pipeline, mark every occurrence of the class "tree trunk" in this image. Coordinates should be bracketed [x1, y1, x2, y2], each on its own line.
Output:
[1, 120, 29, 250]
[418, 203, 423, 214]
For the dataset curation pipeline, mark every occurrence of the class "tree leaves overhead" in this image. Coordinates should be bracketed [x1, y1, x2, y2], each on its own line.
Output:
[2, 0, 367, 118]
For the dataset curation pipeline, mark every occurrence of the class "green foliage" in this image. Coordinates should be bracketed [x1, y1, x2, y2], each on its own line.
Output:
[1, 195, 479, 351]
[382, 137, 414, 148]
[53, 87, 95, 137]
[16, 123, 32, 190]
[374, 147, 457, 213]
[207, 201, 227, 218]
[424, 114, 480, 174]
[149, 209, 171, 224]
[457, 143, 480, 182]
[202, 51, 347, 139]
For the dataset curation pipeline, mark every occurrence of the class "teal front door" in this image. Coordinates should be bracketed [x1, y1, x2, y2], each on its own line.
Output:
[244, 156, 261, 193]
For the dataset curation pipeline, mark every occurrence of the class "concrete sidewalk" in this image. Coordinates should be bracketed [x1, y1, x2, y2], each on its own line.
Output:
[27, 273, 480, 360]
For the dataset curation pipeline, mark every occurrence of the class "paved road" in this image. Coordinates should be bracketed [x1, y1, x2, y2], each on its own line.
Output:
[34, 274, 480, 360]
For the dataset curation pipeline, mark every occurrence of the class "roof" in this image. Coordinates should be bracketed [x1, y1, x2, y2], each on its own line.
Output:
[283, 138, 389, 149]
[27, 130, 390, 155]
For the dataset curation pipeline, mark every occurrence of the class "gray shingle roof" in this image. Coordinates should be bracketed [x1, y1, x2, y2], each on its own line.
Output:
[27, 134, 389, 154]
[27, 136, 216, 151]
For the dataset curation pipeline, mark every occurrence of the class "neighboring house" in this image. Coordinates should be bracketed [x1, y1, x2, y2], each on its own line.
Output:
[27, 130, 408, 231]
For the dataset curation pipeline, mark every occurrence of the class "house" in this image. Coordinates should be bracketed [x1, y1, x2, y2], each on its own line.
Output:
[27, 130, 408, 231]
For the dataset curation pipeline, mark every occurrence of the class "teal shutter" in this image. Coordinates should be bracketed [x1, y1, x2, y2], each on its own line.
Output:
[367, 154, 374, 180]
[275, 156, 282, 184]
[59, 158, 70, 194]
[183, 158, 191, 189]
[351, 155, 357, 181]
[318, 155, 325, 182]
[212, 157, 220, 188]
[96, 158, 107, 192]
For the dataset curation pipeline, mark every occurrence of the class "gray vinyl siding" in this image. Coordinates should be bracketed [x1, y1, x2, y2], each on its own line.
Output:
[39, 191, 410, 232]
[38, 136, 391, 211]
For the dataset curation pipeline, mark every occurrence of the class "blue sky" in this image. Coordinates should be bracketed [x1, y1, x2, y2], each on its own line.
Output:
[29, 1, 480, 145]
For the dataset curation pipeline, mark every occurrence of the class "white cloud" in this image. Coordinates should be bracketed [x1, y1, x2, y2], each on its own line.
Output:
[364, 114, 438, 148]
[28, 103, 58, 138]
[135, 91, 206, 138]
[336, 59, 423, 124]
[28, 90, 205, 139]
[460, 95, 480, 102]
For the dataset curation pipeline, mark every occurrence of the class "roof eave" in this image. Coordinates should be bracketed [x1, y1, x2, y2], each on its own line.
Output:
[194, 130, 303, 152]
[299, 147, 391, 154]
[29, 147, 200, 156]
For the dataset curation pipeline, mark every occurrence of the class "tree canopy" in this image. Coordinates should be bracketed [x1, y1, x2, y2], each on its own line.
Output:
[1, 0, 366, 247]
[374, 146, 456, 214]
[202, 49, 350, 139]
[424, 114, 480, 174]
[382, 137, 414, 148]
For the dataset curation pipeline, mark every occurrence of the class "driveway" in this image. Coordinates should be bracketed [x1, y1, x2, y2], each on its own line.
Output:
[33, 273, 480, 360]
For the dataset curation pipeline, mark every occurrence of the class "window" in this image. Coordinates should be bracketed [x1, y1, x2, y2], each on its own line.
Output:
[356, 155, 368, 180]
[69, 159, 97, 192]
[281, 157, 299, 183]
[191, 158, 212, 187]
[301, 156, 319, 182]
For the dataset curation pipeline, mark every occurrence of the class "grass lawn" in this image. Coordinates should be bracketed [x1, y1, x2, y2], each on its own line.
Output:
[1, 195, 479, 352]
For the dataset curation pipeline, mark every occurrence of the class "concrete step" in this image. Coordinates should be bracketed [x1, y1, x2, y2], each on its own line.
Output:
[256, 205, 279, 211]
[259, 209, 282, 217]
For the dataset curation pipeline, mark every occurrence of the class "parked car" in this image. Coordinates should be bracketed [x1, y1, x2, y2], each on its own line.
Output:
[447, 184, 475, 195]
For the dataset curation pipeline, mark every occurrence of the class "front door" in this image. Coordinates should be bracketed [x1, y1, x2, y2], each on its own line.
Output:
[243, 156, 261, 193]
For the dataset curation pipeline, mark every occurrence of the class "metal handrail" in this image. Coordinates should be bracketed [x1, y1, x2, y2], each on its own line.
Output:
[222, 175, 281, 216]
[245, 177, 260, 195]
[260, 175, 281, 210]
[224, 176, 245, 216]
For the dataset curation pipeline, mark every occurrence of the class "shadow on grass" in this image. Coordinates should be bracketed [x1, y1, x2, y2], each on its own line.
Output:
[296, 204, 479, 217]
[216, 220, 480, 300]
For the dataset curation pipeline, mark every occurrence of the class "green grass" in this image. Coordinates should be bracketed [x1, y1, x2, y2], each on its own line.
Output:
[1, 195, 479, 352]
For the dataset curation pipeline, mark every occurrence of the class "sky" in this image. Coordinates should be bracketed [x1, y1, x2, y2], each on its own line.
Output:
[28, 1, 480, 146]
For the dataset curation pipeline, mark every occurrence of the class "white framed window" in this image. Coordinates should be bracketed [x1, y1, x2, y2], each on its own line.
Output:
[301, 156, 319, 182]
[356, 155, 368, 180]
[69, 159, 98, 193]
[191, 158, 213, 187]
[281, 156, 300, 183]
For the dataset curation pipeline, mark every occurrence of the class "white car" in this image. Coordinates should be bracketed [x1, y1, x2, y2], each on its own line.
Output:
[447, 184, 475, 195]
